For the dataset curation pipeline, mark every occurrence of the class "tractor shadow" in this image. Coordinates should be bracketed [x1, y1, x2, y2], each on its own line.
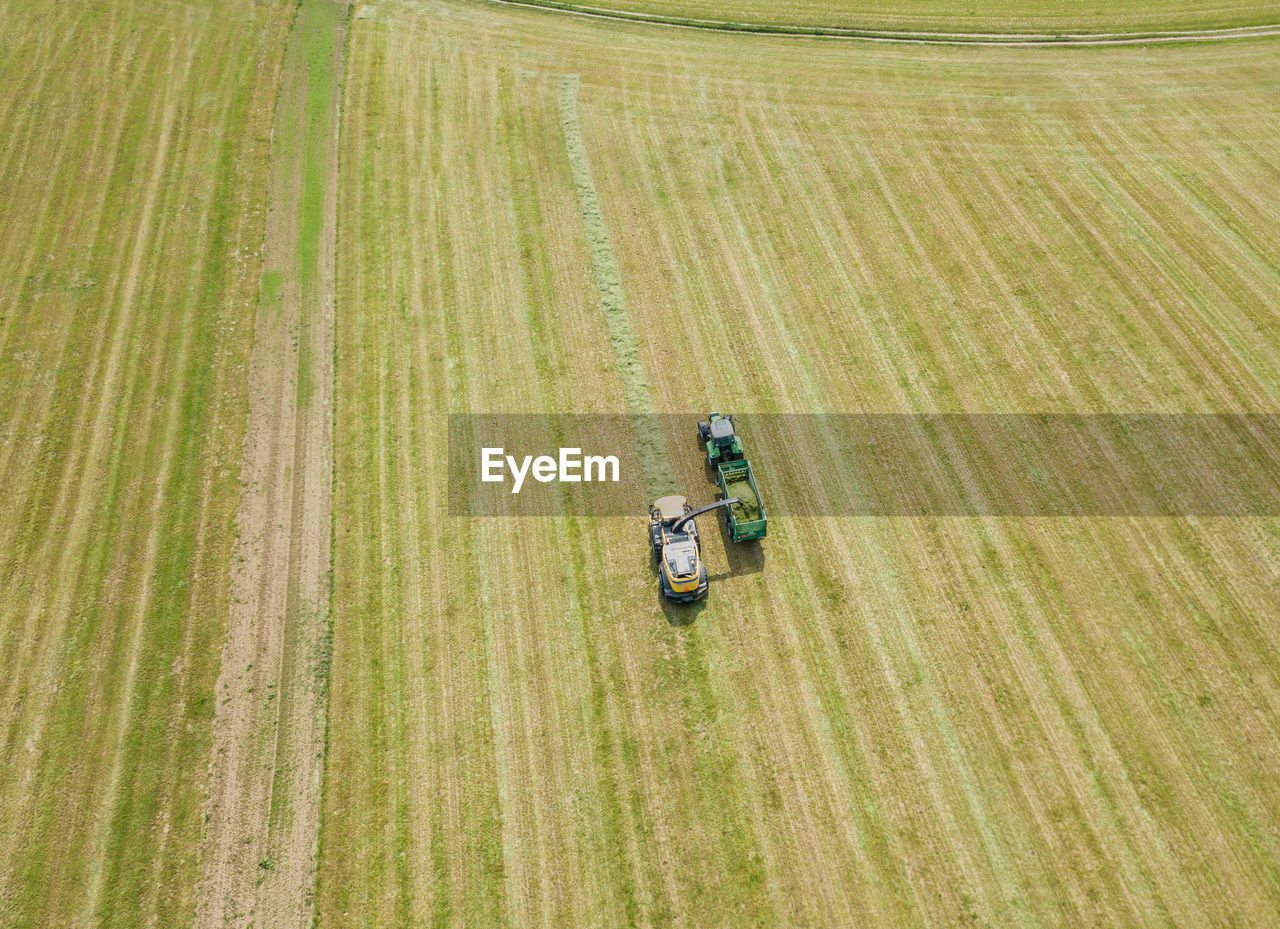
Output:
[661, 592, 707, 627]
[643, 516, 765, 628]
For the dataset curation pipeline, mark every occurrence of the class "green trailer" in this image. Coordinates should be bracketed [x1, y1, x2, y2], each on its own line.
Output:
[716, 458, 767, 541]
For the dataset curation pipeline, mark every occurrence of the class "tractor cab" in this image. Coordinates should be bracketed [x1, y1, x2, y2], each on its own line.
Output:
[709, 418, 734, 441]
[698, 412, 744, 466]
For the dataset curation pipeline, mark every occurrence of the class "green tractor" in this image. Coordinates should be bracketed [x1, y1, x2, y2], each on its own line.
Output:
[698, 412, 744, 466]
[697, 412, 767, 541]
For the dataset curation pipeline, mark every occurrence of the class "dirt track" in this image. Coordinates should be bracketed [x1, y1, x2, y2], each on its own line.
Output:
[488, 0, 1280, 44]
[194, 2, 347, 928]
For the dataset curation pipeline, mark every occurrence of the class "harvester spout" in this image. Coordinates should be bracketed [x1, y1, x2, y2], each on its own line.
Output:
[672, 498, 740, 534]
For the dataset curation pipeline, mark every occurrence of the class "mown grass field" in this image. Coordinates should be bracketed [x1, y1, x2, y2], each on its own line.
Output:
[500, 0, 1280, 33]
[0, 1, 295, 926]
[321, 2, 1280, 927]
[3, 0, 1280, 928]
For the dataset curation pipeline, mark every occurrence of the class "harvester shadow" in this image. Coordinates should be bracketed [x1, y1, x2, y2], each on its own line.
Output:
[661, 592, 707, 627]
[644, 490, 764, 625]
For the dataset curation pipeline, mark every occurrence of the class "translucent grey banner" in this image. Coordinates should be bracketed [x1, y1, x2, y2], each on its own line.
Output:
[447, 414, 1280, 516]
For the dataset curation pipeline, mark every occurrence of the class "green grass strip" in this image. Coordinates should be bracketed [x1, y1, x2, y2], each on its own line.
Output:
[558, 73, 674, 498]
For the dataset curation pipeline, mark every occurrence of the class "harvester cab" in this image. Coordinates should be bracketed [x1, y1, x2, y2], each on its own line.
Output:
[698, 412, 744, 466]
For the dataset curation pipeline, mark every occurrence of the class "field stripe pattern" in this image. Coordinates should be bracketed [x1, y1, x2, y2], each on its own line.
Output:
[0, 2, 294, 926]
[319, 3, 1280, 928]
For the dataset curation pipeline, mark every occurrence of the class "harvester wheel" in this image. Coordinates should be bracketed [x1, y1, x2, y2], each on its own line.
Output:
[698, 421, 710, 442]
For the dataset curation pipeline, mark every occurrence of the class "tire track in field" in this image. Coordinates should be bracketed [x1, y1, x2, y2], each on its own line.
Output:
[1, 4, 286, 923]
[766, 104, 1164, 924]
[684, 89, 926, 923]
[1078, 104, 1280, 405]
[914, 108, 1280, 911]
[0, 17, 196, 901]
[734, 110, 1027, 923]
[396, 50, 448, 927]
[618, 107, 891, 922]
[660, 103, 1000, 918]
[627, 95, 942, 922]
[488, 0, 1280, 46]
[195, 3, 347, 928]
[645, 90, 1064, 926]
[493, 72, 643, 928]
[757, 85, 1269, 926]
[0, 6, 94, 368]
[318, 9, 1280, 926]
[72, 27, 213, 922]
[518, 70, 710, 928]
[891, 129, 1207, 918]
[0, 32, 141, 502]
[0, 18, 157, 735]
[604, 107, 783, 926]
[723, 104, 1013, 913]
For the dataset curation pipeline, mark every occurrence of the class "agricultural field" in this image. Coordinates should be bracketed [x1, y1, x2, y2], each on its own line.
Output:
[323, 2, 1280, 927]
[3, 0, 1280, 928]
[0, 0, 296, 926]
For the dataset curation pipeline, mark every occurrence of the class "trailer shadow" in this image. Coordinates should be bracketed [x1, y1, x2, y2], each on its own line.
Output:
[707, 511, 765, 582]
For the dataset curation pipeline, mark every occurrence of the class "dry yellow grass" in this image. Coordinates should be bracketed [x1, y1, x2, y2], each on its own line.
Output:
[320, 3, 1280, 928]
